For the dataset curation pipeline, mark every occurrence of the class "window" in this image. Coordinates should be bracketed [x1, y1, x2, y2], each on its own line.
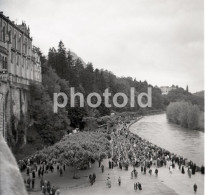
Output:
[4, 57, 7, 69]
[18, 35, 22, 52]
[17, 55, 19, 66]
[24, 38, 27, 54]
[2, 56, 4, 68]
[22, 58, 24, 68]
[13, 33, 17, 49]
[11, 52, 13, 63]
[8, 30, 11, 43]
[2, 26, 6, 42]
[0, 54, 2, 68]
[2, 57, 7, 69]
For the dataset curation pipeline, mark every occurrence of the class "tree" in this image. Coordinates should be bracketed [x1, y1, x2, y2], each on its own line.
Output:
[166, 101, 200, 130]
[186, 85, 189, 92]
[35, 132, 111, 178]
[187, 105, 200, 129]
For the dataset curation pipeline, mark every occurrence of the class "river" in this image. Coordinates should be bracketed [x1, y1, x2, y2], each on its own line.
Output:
[129, 114, 204, 166]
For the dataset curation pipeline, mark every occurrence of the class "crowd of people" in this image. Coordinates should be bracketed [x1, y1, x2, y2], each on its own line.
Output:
[17, 117, 204, 194]
[18, 158, 63, 194]
[109, 120, 204, 193]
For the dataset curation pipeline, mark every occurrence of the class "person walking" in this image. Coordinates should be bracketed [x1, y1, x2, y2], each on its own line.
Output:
[93, 173, 96, 183]
[27, 177, 31, 189]
[149, 169, 152, 175]
[144, 166, 146, 174]
[89, 174, 93, 185]
[32, 170, 35, 179]
[109, 160, 111, 169]
[131, 171, 133, 179]
[118, 176, 121, 186]
[141, 166, 143, 173]
[42, 185, 46, 195]
[169, 165, 173, 174]
[101, 165, 104, 173]
[134, 183, 137, 191]
[99, 160, 101, 168]
[138, 182, 142, 190]
[188, 168, 192, 178]
[155, 168, 158, 176]
[40, 178, 44, 190]
[60, 167, 63, 176]
[181, 166, 185, 174]
[31, 178, 35, 189]
[193, 184, 197, 193]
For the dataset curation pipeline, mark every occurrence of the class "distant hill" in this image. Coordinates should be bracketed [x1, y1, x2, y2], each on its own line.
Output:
[70, 51, 87, 67]
[193, 90, 204, 98]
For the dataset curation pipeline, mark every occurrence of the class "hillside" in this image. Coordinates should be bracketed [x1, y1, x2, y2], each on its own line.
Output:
[193, 90, 204, 98]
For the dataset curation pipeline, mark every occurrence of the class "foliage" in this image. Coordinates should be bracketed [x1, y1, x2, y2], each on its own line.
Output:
[46, 41, 167, 115]
[166, 88, 204, 111]
[35, 132, 111, 171]
[166, 101, 201, 129]
[29, 83, 70, 145]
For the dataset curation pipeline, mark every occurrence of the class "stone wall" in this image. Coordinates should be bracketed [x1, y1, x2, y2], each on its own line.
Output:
[0, 81, 30, 146]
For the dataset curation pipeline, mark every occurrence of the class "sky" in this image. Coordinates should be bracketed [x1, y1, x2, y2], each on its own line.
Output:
[1, 0, 204, 92]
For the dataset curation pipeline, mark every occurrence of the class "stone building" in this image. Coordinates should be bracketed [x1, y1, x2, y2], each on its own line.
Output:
[160, 86, 176, 95]
[0, 12, 41, 144]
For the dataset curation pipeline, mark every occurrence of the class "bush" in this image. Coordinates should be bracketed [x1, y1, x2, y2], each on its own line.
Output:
[167, 101, 200, 130]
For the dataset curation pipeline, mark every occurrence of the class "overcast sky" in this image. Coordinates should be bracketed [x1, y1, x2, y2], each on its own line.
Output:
[1, 0, 204, 92]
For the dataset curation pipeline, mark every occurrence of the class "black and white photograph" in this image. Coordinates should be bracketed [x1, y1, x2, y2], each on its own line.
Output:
[0, 0, 204, 195]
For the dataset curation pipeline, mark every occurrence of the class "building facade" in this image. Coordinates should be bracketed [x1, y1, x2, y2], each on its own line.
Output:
[160, 86, 176, 95]
[0, 12, 41, 85]
[0, 12, 41, 142]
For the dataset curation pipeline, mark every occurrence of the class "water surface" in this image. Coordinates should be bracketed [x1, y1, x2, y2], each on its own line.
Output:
[130, 114, 204, 166]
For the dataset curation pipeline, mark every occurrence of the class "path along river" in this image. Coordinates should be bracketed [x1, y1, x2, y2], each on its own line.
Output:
[129, 114, 204, 166]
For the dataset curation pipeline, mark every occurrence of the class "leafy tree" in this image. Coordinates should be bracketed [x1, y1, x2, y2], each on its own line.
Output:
[167, 101, 201, 130]
[187, 105, 200, 129]
[35, 132, 111, 178]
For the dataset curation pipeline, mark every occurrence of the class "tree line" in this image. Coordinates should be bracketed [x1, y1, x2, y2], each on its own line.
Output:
[27, 40, 204, 145]
[166, 101, 201, 130]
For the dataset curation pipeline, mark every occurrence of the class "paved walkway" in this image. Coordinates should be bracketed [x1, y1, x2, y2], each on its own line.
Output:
[27, 159, 179, 195]
[24, 158, 204, 195]
[158, 166, 204, 195]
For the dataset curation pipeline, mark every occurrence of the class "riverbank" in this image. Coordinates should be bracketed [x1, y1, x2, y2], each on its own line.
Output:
[129, 114, 204, 167]
[127, 115, 204, 195]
